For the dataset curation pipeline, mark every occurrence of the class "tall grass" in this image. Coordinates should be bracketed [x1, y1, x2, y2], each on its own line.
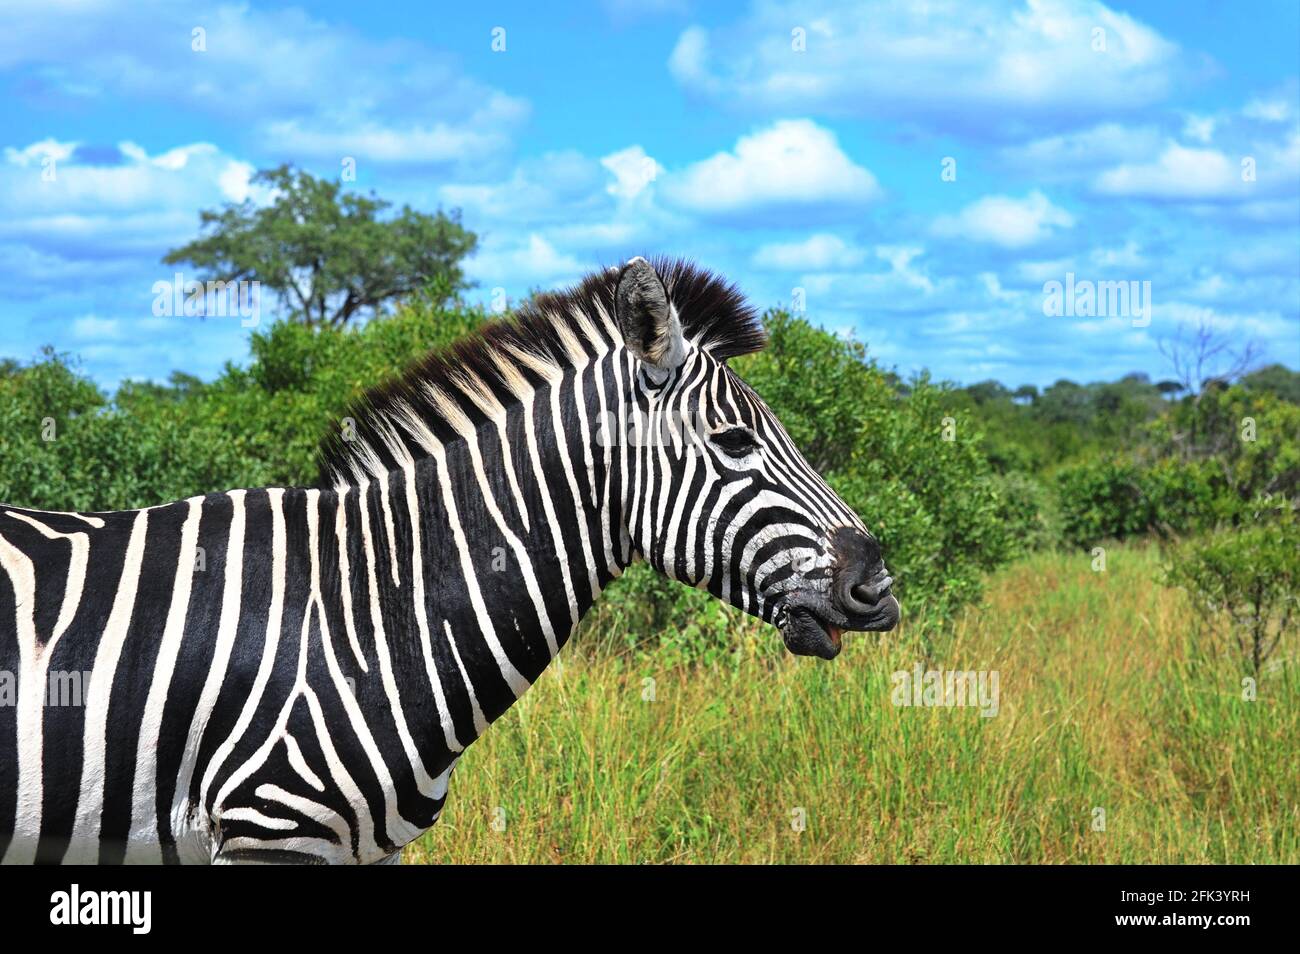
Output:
[406, 544, 1298, 864]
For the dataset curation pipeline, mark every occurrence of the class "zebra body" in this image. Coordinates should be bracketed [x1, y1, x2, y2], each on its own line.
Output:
[0, 258, 899, 864]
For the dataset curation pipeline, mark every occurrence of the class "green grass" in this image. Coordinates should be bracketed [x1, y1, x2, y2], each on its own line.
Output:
[405, 544, 1298, 864]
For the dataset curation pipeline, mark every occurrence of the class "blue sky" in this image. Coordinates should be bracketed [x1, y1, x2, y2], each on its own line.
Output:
[2, 0, 1297, 390]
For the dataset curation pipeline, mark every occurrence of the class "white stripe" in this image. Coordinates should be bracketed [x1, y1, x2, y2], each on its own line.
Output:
[356, 480, 448, 801]
[443, 620, 488, 735]
[410, 398, 561, 658]
[433, 452, 531, 697]
[5, 511, 90, 644]
[393, 410, 530, 697]
[378, 476, 401, 585]
[0, 530, 39, 864]
[201, 489, 287, 816]
[0, 506, 104, 528]
[255, 784, 349, 844]
[126, 496, 203, 862]
[220, 807, 298, 831]
[0, 512, 94, 863]
[333, 487, 369, 671]
[283, 734, 325, 792]
[310, 487, 425, 849]
[550, 365, 601, 603]
[169, 490, 245, 849]
[67, 508, 149, 860]
[400, 462, 465, 752]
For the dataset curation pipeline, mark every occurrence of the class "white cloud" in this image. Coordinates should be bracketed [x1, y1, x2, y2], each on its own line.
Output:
[1008, 96, 1300, 207]
[795, 245, 941, 308]
[4, 138, 77, 167]
[668, 0, 1181, 130]
[1221, 235, 1300, 276]
[667, 26, 714, 92]
[933, 190, 1074, 248]
[663, 119, 880, 216]
[71, 314, 122, 340]
[601, 146, 663, 201]
[1182, 114, 1215, 144]
[463, 234, 588, 289]
[752, 233, 864, 270]
[0, 1, 528, 167]
[264, 120, 513, 165]
[1244, 97, 1293, 124]
[216, 160, 257, 203]
[439, 152, 609, 224]
[874, 246, 934, 292]
[0, 137, 256, 263]
[1016, 258, 1076, 283]
[1093, 143, 1249, 199]
[1090, 240, 1146, 268]
[1156, 301, 1298, 346]
[1002, 123, 1164, 175]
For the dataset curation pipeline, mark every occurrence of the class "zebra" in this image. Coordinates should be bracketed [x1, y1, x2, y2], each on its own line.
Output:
[0, 257, 899, 865]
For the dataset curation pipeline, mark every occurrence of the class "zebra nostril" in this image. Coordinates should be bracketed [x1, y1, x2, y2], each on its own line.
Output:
[851, 576, 893, 607]
[836, 576, 871, 615]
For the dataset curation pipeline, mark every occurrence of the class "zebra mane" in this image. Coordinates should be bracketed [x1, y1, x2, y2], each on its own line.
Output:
[315, 257, 765, 486]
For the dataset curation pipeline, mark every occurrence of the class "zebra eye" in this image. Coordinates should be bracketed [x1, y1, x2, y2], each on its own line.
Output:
[712, 426, 759, 458]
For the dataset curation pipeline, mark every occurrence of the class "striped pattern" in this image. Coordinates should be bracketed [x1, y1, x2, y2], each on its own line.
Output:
[0, 259, 886, 864]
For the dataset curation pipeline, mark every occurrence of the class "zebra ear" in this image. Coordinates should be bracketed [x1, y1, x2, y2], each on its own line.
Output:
[615, 257, 685, 380]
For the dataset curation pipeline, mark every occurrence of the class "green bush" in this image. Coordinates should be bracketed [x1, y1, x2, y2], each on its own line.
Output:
[1054, 457, 1152, 547]
[986, 470, 1062, 551]
[1054, 385, 1300, 548]
[0, 292, 486, 509]
[1164, 497, 1298, 672]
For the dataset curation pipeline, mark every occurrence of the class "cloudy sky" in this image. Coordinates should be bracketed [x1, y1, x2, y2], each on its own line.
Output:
[2, 0, 1298, 389]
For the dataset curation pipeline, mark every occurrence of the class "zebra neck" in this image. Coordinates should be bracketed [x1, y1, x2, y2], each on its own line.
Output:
[328, 370, 633, 755]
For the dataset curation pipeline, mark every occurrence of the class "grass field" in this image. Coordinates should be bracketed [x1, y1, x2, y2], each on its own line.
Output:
[405, 544, 1298, 864]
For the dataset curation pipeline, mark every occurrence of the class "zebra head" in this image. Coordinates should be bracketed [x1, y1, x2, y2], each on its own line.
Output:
[611, 257, 899, 659]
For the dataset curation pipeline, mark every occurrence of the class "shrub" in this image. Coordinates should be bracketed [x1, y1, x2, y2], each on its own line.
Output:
[0, 293, 487, 509]
[986, 471, 1062, 551]
[1054, 457, 1152, 547]
[1055, 385, 1300, 548]
[1164, 497, 1298, 673]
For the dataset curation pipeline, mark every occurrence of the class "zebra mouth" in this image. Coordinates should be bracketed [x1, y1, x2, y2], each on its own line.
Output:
[777, 591, 900, 660]
[778, 604, 846, 660]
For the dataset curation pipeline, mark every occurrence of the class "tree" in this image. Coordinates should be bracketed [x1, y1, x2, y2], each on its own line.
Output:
[1156, 379, 1184, 400]
[1012, 384, 1039, 405]
[1157, 314, 1260, 397]
[965, 379, 1011, 405]
[1240, 364, 1300, 405]
[163, 165, 477, 328]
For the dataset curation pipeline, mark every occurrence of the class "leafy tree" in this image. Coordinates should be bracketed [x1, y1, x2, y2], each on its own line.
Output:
[163, 165, 477, 327]
[1156, 379, 1184, 400]
[1240, 364, 1300, 405]
[966, 379, 1010, 405]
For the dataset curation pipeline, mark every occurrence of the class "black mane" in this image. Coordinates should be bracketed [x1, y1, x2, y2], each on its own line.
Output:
[316, 257, 766, 486]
